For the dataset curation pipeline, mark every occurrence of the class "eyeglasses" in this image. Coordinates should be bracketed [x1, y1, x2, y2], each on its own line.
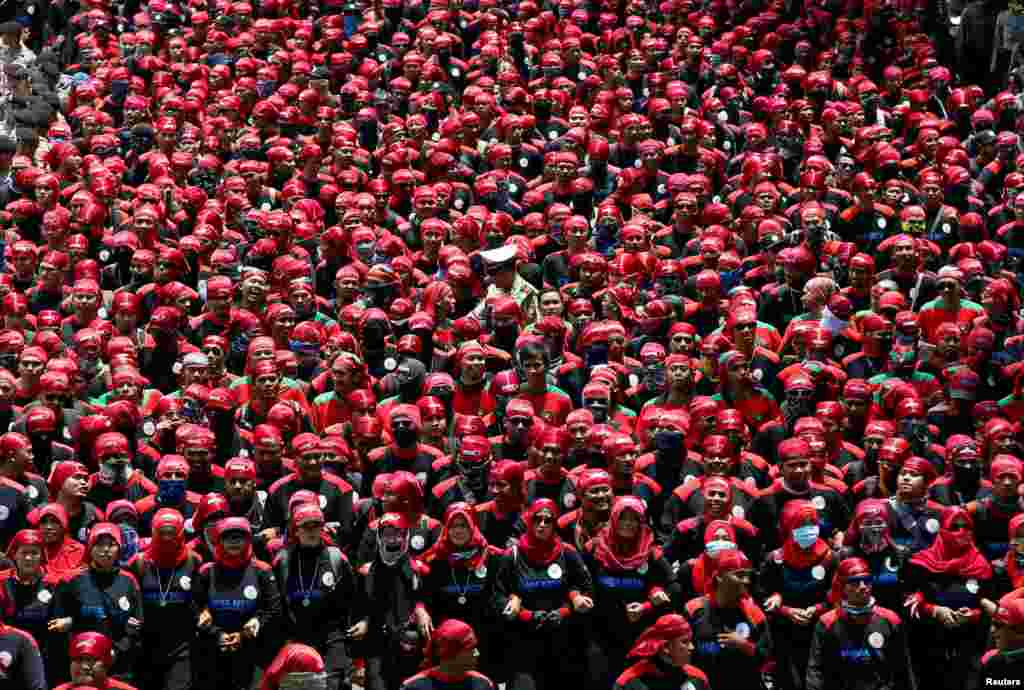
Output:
[507, 417, 533, 428]
[534, 516, 554, 525]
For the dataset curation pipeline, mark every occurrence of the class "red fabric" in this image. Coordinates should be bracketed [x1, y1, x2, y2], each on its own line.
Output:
[516, 498, 564, 566]
[84, 523, 123, 566]
[213, 517, 254, 570]
[144, 508, 188, 569]
[780, 500, 831, 569]
[828, 557, 872, 605]
[844, 499, 893, 551]
[424, 502, 489, 570]
[627, 613, 692, 659]
[429, 619, 478, 662]
[590, 496, 657, 571]
[691, 520, 737, 595]
[260, 643, 324, 690]
[910, 507, 992, 579]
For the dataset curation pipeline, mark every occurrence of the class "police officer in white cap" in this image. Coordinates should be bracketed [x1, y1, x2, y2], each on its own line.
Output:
[472, 244, 540, 325]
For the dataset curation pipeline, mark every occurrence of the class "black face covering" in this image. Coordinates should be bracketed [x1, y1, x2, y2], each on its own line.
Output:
[952, 462, 981, 491]
[392, 426, 418, 448]
[362, 320, 390, 351]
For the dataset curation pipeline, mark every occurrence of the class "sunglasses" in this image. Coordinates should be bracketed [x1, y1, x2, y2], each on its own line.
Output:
[534, 516, 555, 525]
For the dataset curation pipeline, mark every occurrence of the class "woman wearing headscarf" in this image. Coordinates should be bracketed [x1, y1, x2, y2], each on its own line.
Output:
[838, 499, 911, 613]
[127, 508, 202, 690]
[674, 520, 742, 605]
[52, 632, 129, 690]
[684, 549, 772, 689]
[272, 503, 357, 690]
[194, 517, 282, 690]
[351, 512, 432, 690]
[474, 460, 526, 550]
[758, 499, 836, 690]
[34, 503, 85, 582]
[805, 557, 916, 690]
[51, 522, 144, 684]
[260, 643, 326, 690]
[664, 480, 762, 569]
[188, 493, 230, 563]
[905, 506, 993, 690]
[495, 498, 594, 690]
[582, 496, 675, 689]
[421, 504, 503, 682]
[613, 613, 711, 690]
[401, 619, 493, 690]
[356, 471, 440, 567]
[0, 529, 59, 683]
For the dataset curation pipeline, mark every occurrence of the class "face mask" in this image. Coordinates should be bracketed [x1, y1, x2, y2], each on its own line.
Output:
[595, 223, 618, 256]
[392, 427, 418, 449]
[230, 333, 251, 356]
[841, 600, 875, 617]
[100, 462, 131, 486]
[158, 478, 187, 505]
[792, 524, 820, 549]
[654, 430, 684, 453]
[705, 539, 736, 557]
[290, 340, 320, 357]
[953, 463, 981, 486]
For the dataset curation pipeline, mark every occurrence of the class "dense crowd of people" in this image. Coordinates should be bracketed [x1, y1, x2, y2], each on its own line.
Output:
[0, 0, 1020, 688]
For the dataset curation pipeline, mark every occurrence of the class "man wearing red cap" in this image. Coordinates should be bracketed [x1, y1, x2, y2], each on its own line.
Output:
[54, 632, 134, 690]
[805, 557, 915, 690]
[614, 614, 710, 690]
[981, 594, 1024, 684]
[401, 619, 493, 690]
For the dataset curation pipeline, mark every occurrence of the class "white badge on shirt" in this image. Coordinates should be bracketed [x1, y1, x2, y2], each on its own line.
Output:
[548, 563, 563, 579]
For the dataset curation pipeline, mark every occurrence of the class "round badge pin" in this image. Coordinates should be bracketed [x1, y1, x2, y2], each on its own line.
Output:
[0, 651, 12, 668]
[244, 585, 258, 600]
[637, 562, 648, 574]
[458, 595, 467, 604]
[99, 250, 110, 262]
[411, 535, 425, 550]
[564, 493, 576, 508]
[812, 495, 826, 510]
[451, 67, 461, 78]
[966, 579, 979, 594]
[519, 157, 529, 168]
[942, 223, 951, 234]
[0, 506, 10, 522]
[319, 495, 327, 509]
[811, 565, 826, 581]
[885, 557, 898, 572]
[384, 357, 398, 371]
[548, 563, 563, 579]
[179, 576, 191, 591]
[323, 572, 335, 588]
[27, 485, 37, 500]
[119, 596, 131, 611]
[549, 131, 559, 141]
[37, 590, 51, 604]
[143, 421, 156, 437]
[723, 141, 732, 150]
[868, 632, 885, 649]
[578, 71, 587, 80]
[877, 217, 887, 229]
[926, 518, 940, 534]
[509, 183, 519, 194]
[732, 505, 746, 520]
[752, 369, 764, 382]
[735, 622, 751, 639]
[476, 565, 487, 578]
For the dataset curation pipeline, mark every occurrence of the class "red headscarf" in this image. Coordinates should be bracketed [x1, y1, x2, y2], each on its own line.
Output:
[5, 529, 43, 562]
[627, 613, 692, 659]
[780, 500, 831, 569]
[828, 557, 873, 605]
[427, 619, 478, 664]
[85, 522, 123, 567]
[144, 508, 188, 569]
[31, 503, 83, 581]
[844, 499, 894, 552]
[214, 517, 254, 570]
[690, 520, 737, 595]
[591, 496, 657, 571]
[386, 471, 426, 518]
[261, 643, 325, 690]
[516, 499, 563, 566]
[1006, 514, 1024, 588]
[910, 507, 992, 579]
[490, 460, 526, 514]
[425, 503, 489, 570]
